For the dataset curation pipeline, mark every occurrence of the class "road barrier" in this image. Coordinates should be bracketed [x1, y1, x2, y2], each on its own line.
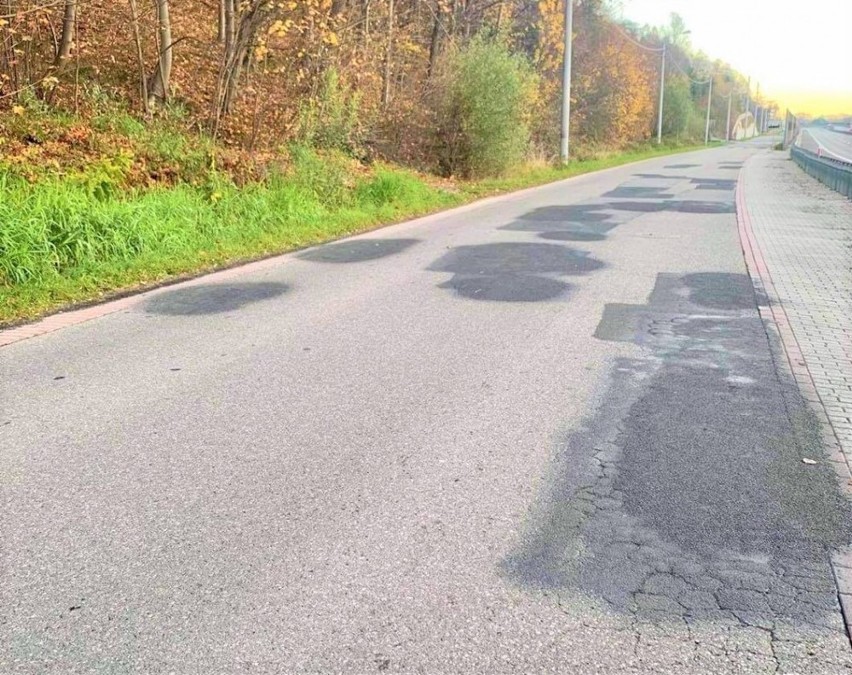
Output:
[791, 145, 852, 199]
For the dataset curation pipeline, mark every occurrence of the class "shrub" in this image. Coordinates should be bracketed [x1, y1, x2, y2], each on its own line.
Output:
[662, 77, 693, 140]
[296, 68, 362, 154]
[356, 168, 424, 207]
[432, 37, 538, 178]
[287, 144, 352, 206]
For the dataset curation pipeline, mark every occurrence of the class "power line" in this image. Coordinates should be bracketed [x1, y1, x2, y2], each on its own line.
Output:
[610, 22, 663, 53]
[666, 54, 711, 85]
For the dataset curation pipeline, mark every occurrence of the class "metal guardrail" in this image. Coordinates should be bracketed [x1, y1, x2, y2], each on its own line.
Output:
[790, 145, 852, 199]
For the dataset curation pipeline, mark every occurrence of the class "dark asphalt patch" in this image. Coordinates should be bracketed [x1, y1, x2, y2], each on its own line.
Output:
[631, 175, 737, 193]
[539, 231, 607, 242]
[604, 201, 669, 213]
[665, 164, 702, 169]
[672, 200, 735, 214]
[633, 173, 692, 180]
[509, 205, 612, 224]
[440, 273, 572, 302]
[501, 205, 620, 243]
[684, 272, 756, 309]
[603, 186, 676, 199]
[604, 200, 735, 214]
[503, 271, 852, 633]
[144, 282, 289, 316]
[297, 238, 419, 263]
[691, 178, 737, 191]
[593, 303, 646, 342]
[429, 242, 603, 302]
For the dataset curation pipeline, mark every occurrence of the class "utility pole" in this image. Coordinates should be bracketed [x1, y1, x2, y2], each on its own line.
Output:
[745, 76, 751, 137]
[559, 0, 573, 162]
[782, 108, 789, 148]
[726, 91, 732, 142]
[704, 77, 713, 145]
[656, 42, 666, 145]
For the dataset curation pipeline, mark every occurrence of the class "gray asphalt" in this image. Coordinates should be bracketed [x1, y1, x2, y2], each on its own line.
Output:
[801, 127, 852, 162]
[3, 143, 852, 674]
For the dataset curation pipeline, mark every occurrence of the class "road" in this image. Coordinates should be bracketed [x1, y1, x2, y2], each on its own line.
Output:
[3, 144, 852, 673]
[800, 127, 852, 162]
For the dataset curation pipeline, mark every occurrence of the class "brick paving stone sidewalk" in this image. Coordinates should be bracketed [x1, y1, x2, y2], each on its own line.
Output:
[740, 150, 852, 466]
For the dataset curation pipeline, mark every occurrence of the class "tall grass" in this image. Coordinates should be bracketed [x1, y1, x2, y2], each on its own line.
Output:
[0, 141, 709, 325]
[0, 148, 458, 323]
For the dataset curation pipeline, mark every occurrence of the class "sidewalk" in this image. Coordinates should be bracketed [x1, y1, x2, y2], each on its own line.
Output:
[739, 149, 852, 468]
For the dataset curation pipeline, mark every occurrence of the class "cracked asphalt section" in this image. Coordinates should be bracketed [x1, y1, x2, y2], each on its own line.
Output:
[505, 272, 852, 673]
[3, 142, 852, 673]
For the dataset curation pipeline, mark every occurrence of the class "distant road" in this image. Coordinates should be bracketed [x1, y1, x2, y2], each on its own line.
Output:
[800, 126, 852, 162]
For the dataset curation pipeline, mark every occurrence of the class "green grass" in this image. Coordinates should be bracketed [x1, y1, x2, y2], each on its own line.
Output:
[461, 141, 714, 197]
[0, 141, 709, 326]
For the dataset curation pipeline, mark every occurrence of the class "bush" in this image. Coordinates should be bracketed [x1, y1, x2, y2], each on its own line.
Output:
[355, 167, 435, 209]
[287, 144, 352, 206]
[296, 68, 362, 154]
[662, 77, 693, 140]
[432, 38, 538, 178]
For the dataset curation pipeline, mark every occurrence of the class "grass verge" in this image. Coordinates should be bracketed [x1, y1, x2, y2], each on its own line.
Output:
[1, 141, 709, 326]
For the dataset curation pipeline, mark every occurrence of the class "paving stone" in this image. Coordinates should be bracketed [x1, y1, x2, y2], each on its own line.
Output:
[742, 152, 852, 645]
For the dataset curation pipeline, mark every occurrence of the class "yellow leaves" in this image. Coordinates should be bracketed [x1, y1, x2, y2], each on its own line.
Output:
[400, 40, 422, 55]
[323, 31, 339, 46]
[0, 19, 7, 27]
[12, 105, 24, 116]
[254, 44, 269, 61]
[268, 18, 294, 37]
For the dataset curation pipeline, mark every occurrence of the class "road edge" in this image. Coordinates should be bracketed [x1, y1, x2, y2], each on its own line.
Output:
[735, 157, 852, 645]
[0, 145, 711, 349]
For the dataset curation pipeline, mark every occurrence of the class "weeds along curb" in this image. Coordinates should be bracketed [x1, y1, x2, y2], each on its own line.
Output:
[0, 142, 709, 339]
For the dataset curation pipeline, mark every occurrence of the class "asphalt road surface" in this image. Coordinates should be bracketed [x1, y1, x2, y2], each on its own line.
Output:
[801, 127, 852, 162]
[3, 144, 852, 674]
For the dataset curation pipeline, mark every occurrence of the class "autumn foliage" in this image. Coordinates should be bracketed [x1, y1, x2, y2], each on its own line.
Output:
[0, 0, 754, 178]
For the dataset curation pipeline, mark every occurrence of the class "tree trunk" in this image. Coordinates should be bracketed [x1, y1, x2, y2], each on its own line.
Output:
[217, 0, 226, 42]
[213, 0, 264, 125]
[147, 0, 173, 108]
[55, 0, 76, 66]
[363, 0, 371, 42]
[223, 0, 235, 51]
[127, 0, 150, 113]
[428, 6, 442, 77]
[381, 0, 394, 106]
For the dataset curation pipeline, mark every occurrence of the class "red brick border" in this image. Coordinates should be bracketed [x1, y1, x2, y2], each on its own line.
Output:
[736, 164, 852, 643]
[0, 251, 293, 348]
[736, 170, 851, 475]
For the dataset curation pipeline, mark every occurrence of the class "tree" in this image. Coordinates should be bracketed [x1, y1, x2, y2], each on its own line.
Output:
[55, 0, 77, 66]
[147, 0, 173, 108]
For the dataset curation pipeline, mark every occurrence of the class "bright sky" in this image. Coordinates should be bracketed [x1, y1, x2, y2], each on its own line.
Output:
[616, 0, 852, 116]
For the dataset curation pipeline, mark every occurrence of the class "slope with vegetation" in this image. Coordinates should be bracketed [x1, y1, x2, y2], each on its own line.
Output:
[0, 0, 753, 323]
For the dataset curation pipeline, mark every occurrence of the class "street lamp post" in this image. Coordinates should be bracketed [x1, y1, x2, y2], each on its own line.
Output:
[559, 0, 573, 162]
[704, 77, 713, 145]
[726, 91, 732, 142]
[656, 42, 666, 144]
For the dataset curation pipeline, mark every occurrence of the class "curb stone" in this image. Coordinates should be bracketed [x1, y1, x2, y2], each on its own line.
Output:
[736, 157, 852, 648]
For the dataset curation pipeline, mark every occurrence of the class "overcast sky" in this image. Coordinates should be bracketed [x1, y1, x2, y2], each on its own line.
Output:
[616, 0, 852, 115]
